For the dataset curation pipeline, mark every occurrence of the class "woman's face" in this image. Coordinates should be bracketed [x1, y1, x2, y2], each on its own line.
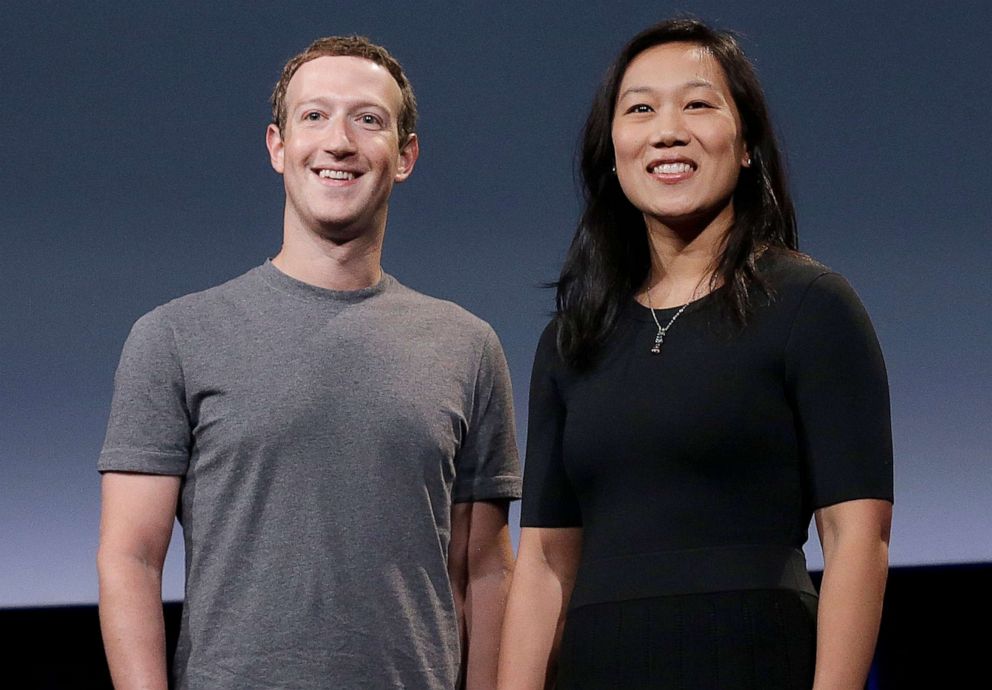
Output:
[611, 42, 748, 232]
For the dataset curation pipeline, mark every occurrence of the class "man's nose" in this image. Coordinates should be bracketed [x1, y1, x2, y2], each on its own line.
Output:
[322, 115, 358, 156]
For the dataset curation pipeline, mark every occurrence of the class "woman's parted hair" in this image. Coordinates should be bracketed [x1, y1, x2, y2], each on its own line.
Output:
[556, 18, 797, 369]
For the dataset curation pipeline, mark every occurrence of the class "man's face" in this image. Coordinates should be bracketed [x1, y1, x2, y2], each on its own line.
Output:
[266, 55, 418, 240]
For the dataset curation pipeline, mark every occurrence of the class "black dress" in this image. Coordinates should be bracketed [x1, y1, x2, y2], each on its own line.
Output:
[520, 252, 893, 689]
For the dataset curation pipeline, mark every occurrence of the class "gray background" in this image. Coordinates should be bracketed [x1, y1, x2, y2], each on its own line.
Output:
[2, 1, 989, 606]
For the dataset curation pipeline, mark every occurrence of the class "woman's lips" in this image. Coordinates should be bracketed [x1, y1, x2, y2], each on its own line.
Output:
[647, 160, 696, 184]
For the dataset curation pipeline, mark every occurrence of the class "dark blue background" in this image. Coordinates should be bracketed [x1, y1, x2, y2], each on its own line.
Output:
[3, 1, 989, 605]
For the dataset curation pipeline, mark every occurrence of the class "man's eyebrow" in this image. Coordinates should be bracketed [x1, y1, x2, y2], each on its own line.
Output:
[617, 79, 717, 101]
[292, 97, 391, 113]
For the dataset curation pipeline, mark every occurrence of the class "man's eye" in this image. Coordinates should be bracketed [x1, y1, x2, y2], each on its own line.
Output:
[303, 111, 323, 121]
[360, 114, 382, 126]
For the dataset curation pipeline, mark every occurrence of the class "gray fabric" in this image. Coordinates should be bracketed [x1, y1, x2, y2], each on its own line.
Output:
[99, 261, 521, 689]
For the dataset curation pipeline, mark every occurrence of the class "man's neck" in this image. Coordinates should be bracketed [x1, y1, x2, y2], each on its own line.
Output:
[273, 220, 385, 291]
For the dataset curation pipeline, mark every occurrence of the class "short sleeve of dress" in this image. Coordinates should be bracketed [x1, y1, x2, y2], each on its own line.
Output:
[452, 327, 523, 503]
[520, 321, 583, 527]
[97, 308, 192, 475]
[785, 273, 894, 509]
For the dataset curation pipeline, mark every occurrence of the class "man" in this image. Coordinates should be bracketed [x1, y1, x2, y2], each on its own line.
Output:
[97, 36, 521, 689]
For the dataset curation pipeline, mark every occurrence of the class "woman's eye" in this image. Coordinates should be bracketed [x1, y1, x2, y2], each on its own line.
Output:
[686, 101, 713, 110]
[625, 104, 653, 114]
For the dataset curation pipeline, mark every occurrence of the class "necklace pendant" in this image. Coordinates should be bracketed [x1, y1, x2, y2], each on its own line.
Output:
[646, 293, 690, 358]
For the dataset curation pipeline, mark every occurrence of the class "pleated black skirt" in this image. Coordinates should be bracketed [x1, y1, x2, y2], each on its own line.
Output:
[556, 589, 817, 690]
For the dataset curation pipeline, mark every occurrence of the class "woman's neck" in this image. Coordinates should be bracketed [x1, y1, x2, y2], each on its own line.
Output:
[638, 210, 732, 308]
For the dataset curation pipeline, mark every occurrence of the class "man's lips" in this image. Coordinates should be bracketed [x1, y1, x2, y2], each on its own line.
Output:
[313, 167, 364, 185]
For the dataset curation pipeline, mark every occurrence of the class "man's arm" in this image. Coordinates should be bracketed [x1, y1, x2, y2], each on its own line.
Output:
[449, 499, 515, 690]
[812, 498, 891, 690]
[97, 472, 181, 690]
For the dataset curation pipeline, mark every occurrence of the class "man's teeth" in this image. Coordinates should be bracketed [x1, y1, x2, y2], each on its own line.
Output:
[650, 162, 693, 174]
[318, 169, 356, 180]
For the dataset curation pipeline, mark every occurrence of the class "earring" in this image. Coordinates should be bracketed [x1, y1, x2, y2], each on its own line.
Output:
[743, 154, 752, 168]
[611, 165, 617, 174]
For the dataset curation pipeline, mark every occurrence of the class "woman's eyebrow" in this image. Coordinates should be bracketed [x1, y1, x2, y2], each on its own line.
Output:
[618, 79, 718, 101]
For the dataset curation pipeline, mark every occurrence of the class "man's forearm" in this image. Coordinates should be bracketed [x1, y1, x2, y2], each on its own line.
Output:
[98, 553, 170, 690]
[464, 565, 513, 689]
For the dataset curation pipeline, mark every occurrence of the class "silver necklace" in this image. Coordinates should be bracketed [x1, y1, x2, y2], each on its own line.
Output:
[646, 289, 691, 355]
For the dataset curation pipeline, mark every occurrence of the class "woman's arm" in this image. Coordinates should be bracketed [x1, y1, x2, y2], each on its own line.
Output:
[812, 498, 892, 690]
[497, 526, 582, 690]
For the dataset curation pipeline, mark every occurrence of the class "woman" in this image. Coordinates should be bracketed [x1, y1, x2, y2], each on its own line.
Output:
[499, 19, 892, 690]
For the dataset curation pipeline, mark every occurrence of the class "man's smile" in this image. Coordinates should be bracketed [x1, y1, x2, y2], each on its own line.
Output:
[313, 167, 363, 185]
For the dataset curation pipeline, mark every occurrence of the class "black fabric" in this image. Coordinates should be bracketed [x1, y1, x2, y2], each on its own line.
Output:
[556, 590, 818, 690]
[520, 252, 892, 684]
[571, 545, 816, 607]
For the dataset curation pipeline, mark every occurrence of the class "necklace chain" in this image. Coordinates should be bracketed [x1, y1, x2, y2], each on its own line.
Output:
[646, 288, 691, 355]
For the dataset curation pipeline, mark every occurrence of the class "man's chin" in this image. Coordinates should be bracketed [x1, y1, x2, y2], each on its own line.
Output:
[310, 218, 378, 245]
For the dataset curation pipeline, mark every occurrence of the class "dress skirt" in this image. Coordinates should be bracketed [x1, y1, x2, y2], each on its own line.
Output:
[555, 589, 817, 690]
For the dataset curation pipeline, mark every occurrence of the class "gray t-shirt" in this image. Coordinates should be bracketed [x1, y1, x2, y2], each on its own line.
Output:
[99, 261, 522, 689]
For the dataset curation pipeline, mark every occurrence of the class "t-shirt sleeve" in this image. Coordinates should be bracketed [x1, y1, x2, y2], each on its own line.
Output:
[785, 273, 893, 509]
[97, 308, 191, 475]
[451, 326, 522, 503]
[519, 321, 582, 527]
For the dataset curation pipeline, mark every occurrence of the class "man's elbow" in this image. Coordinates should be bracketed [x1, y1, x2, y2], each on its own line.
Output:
[97, 544, 166, 595]
[467, 546, 515, 600]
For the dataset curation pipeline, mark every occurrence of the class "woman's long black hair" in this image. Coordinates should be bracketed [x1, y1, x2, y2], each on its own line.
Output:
[555, 18, 798, 369]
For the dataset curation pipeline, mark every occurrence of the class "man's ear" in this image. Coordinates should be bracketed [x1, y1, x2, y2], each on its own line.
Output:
[395, 133, 419, 183]
[266, 123, 285, 174]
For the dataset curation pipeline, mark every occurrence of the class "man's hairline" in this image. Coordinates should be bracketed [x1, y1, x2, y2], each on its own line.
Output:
[278, 53, 410, 137]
